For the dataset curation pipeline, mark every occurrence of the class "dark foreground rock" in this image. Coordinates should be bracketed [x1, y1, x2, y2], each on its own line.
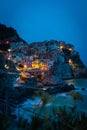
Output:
[46, 84, 75, 94]
[81, 87, 86, 91]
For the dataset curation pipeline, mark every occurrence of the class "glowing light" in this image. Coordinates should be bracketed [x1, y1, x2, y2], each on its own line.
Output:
[68, 59, 75, 69]
[32, 61, 40, 69]
[68, 48, 72, 51]
[8, 57, 10, 60]
[60, 45, 64, 49]
[20, 71, 31, 78]
[40, 62, 48, 70]
[8, 49, 11, 52]
[24, 64, 27, 69]
[5, 64, 9, 69]
[69, 59, 72, 64]
[8, 55, 11, 60]
[41, 72, 45, 80]
[0, 50, 3, 52]
[6, 41, 10, 44]
[21, 71, 27, 78]
[16, 67, 22, 71]
[32, 63, 40, 69]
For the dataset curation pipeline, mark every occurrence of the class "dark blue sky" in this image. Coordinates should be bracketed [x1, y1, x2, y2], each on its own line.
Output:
[0, 0, 87, 65]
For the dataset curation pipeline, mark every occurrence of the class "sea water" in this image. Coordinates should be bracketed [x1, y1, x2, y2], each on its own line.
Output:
[14, 78, 87, 120]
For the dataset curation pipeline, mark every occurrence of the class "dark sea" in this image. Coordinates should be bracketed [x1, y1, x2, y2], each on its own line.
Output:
[54, 78, 87, 113]
[14, 78, 87, 120]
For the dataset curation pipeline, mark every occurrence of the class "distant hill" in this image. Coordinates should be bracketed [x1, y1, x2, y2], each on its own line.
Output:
[0, 24, 19, 40]
[0, 24, 28, 51]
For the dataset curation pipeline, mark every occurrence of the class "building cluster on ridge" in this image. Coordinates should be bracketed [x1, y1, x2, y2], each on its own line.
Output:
[0, 24, 87, 80]
[0, 38, 76, 70]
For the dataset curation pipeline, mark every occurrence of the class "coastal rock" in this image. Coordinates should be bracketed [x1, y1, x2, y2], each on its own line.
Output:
[23, 77, 37, 87]
[0, 71, 34, 104]
[6, 60, 16, 72]
[61, 84, 75, 92]
[74, 67, 87, 78]
[81, 88, 86, 91]
[0, 53, 16, 72]
[52, 63, 73, 79]
[46, 84, 75, 94]
[0, 53, 6, 69]
[42, 77, 58, 86]
[0, 69, 12, 88]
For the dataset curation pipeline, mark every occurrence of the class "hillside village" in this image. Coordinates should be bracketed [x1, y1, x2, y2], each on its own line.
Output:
[0, 24, 87, 86]
[0, 24, 87, 106]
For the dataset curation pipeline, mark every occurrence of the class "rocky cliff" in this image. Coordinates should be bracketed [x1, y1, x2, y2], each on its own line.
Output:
[52, 62, 73, 79]
[28, 40, 87, 79]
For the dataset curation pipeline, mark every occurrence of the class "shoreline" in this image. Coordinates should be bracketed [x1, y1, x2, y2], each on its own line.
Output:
[63, 77, 87, 80]
[0, 78, 87, 117]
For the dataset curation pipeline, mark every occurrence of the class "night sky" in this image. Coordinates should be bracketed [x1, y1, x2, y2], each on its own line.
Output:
[0, 0, 87, 66]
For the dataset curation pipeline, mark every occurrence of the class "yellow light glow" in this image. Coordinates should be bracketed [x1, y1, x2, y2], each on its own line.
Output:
[32, 63, 39, 69]
[32, 61, 40, 69]
[0, 50, 3, 52]
[21, 71, 27, 78]
[8, 55, 11, 60]
[40, 72, 45, 80]
[60, 45, 64, 49]
[5, 64, 9, 69]
[24, 64, 27, 69]
[68, 48, 72, 51]
[8, 57, 10, 60]
[39, 62, 48, 70]
[8, 49, 11, 52]
[16, 67, 22, 71]
[40, 66, 48, 70]
[69, 59, 72, 64]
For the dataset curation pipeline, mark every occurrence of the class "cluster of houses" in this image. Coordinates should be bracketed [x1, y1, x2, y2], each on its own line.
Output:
[0, 24, 86, 84]
[0, 38, 79, 79]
